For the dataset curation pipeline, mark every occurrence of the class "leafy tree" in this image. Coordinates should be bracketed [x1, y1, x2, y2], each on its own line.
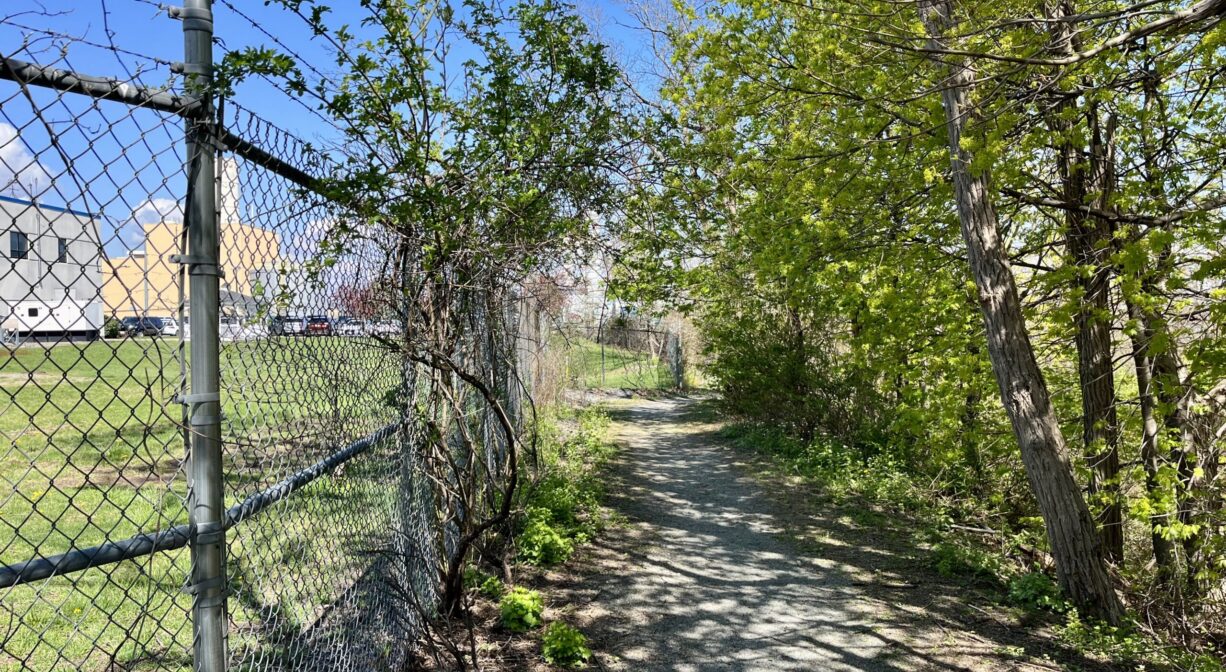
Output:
[221, 0, 628, 636]
[619, 0, 1226, 633]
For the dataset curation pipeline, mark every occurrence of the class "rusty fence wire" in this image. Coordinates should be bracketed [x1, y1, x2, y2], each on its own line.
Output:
[0, 5, 544, 671]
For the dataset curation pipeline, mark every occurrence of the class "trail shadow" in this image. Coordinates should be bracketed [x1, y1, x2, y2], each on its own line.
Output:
[549, 397, 1122, 672]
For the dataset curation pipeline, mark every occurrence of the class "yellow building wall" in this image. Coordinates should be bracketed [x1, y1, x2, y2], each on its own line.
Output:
[102, 220, 280, 319]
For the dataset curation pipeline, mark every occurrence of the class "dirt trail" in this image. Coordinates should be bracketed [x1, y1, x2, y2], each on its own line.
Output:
[546, 397, 1118, 672]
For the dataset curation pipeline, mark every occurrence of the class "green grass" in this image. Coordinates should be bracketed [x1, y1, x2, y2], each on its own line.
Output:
[0, 336, 403, 671]
[564, 337, 674, 390]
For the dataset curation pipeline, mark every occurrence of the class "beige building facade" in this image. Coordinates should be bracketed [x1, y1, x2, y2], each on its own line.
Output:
[101, 159, 280, 319]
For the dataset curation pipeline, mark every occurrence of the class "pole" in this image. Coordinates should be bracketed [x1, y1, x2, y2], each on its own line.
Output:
[142, 242, 149, 315]
[180, 1, 226, 670]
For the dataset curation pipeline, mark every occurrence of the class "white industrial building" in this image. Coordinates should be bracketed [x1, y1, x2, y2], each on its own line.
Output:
[1, 194, 104, 341]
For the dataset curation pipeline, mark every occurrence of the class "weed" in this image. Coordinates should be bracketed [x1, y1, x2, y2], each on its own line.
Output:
[516, 406, 613, 566]
[541, 621, 591, 667]
[463, 567, 506, 600]
[1007, 572, 1065, 612]
[929, 541, 1002, 585]
[479, 575, 506, 600]
[499, 587, 544, 632]
[518, 506, 574, 566]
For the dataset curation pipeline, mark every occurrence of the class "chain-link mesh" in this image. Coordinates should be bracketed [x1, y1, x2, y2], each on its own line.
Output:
[0, 7, 550, 671]
[0, 39, 195, 671]
[215, 104, 431, 672]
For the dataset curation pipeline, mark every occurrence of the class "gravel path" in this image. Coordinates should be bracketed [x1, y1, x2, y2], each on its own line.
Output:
[546, 396, 1118, 672]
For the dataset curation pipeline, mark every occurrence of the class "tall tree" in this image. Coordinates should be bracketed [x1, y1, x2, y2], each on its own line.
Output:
[1043, 0, 1124, 563]
[917, 0, 1123, 624]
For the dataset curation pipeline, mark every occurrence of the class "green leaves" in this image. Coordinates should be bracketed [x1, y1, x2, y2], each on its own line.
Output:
[215, 47, 307, 97]
[541, 621, 591, 666]
[499, 587, 544, 631]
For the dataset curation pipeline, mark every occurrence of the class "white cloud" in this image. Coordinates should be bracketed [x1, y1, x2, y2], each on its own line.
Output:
[0, 123, 51, 198]
[132, 197, 183, 224]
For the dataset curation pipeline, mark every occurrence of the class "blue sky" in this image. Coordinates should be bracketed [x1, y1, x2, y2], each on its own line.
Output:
[0, 0, 659, 257]
[3, 0, 657, 141]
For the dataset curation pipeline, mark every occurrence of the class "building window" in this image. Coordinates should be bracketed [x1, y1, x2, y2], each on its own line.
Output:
[57, 237, 68, 263]
[9, 231, 29, 259]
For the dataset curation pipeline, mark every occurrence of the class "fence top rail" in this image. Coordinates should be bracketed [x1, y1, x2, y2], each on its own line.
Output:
[0, 56, 337, 199]
[0, 56, 199, 116]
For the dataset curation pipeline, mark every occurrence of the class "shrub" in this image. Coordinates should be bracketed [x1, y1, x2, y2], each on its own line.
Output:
[518, 506, 574, 567]
[542, 621, 591, 667]
[499, 587, 544, 632]
[1007, 571, 1065, 612]
[103, 317, 122, 339]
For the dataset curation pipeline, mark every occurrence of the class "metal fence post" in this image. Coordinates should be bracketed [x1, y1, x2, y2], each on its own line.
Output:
[180, 1, 226, 670]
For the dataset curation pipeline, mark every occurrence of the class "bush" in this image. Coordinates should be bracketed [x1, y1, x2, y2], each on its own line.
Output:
[499, 587, 544, 632]
[542, 621, 591, 667]
[103, 317, 122, 339]
[1007, 571, 1065, 612]
[518, 506, 574, 566]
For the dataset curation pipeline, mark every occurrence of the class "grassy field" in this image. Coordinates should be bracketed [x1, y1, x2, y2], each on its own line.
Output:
[0, 336, 403, 671]
[1, 334, 675, 669]
[564, 337, 675, 390]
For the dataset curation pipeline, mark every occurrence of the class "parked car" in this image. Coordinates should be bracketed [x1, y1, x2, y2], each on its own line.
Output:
[157, 317, 180, 337]
[336, 318, 367, 336]
[371, 320, 399, 336]
[120, 316, 163, 337]
[305, 315, 333, 336]
[269, 316, 305, 336]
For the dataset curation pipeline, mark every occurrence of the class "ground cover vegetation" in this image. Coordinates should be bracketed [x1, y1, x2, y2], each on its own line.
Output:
[614, 0, 1226, 665]
[455, 404, 613, 668]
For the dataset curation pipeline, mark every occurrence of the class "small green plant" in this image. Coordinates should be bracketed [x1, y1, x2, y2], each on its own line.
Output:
[1059, 609, 1226, 671]
[542, 621, 591, 667]
[518, 506, 575, 566]
[462, 567, 505, 599]
[930, 540, 1001, 584]
[499, 587, 544, 632]
[1007, 571, 1065, 612]
[103, 317, 122, 339]
[1057, 609, 1148, 664]
[479, 574, 506, 599]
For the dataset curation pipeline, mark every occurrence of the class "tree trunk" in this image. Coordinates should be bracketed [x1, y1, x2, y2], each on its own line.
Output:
[1042, 1, 1123, 562]
[1124, 294, 1178, 577]
[1148, 320, 1199, 578]
[1135, 62, 1201, 584]
[918, 0, 1123, 625]
[1048, 103, 1124, 563]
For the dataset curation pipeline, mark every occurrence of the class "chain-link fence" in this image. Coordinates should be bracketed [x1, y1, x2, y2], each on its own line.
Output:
[0, 4, 542, 670]
[558, 317, 687, 390]
[0, 29, 197, 672]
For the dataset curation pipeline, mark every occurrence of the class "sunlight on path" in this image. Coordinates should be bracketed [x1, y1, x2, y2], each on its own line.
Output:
[554, 397, 1101, 672]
